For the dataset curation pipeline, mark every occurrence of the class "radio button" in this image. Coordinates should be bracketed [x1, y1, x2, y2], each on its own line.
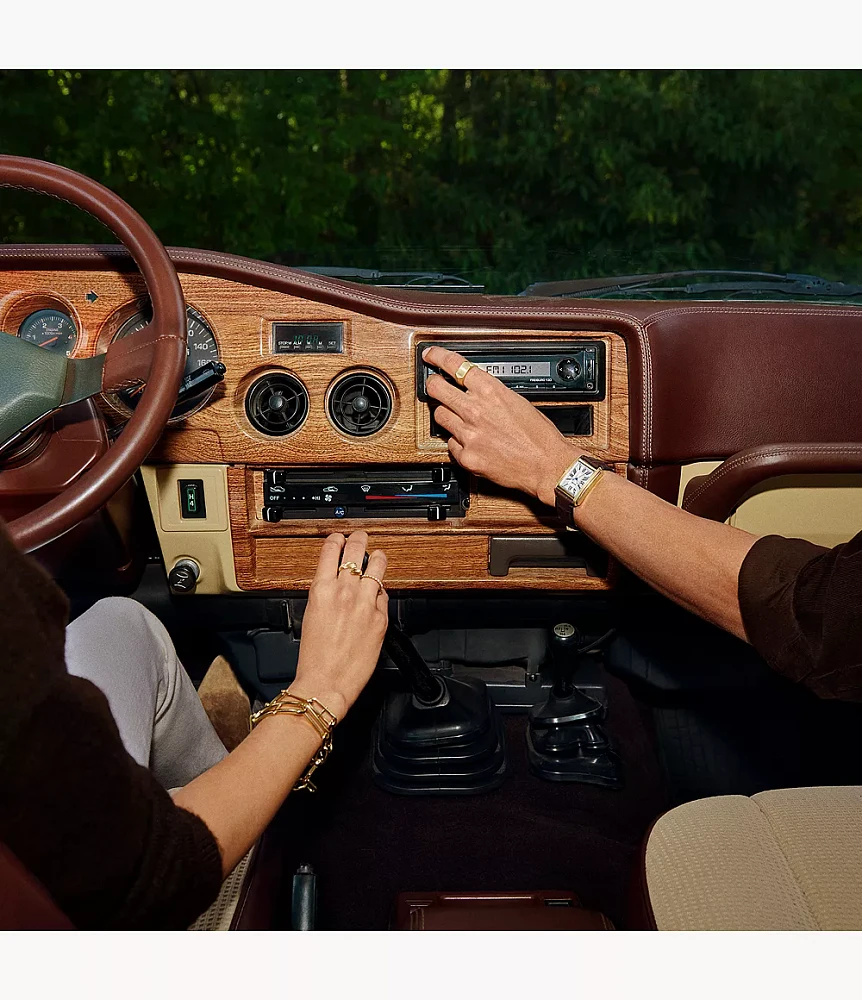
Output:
[557, 358, 581, 381]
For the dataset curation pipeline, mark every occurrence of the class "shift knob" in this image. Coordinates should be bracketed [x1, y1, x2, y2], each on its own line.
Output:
[549, 622, 582, 697]
[551, 621, 581, 649]
[168, 558, 200, 594]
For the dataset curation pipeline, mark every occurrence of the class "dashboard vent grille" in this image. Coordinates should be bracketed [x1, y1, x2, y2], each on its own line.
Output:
[328, 372, 393, 437]
[245, 373, 308, 436]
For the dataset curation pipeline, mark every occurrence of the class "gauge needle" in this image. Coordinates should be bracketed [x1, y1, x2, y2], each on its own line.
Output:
[40, 336, 59, 347]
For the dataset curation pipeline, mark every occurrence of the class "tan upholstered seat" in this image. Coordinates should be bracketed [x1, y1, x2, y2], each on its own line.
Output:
[645, 786, 862, 930]
[188, 846, 255, 931]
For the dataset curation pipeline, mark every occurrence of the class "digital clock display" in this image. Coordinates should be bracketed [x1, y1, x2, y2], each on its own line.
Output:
[476, 361, 551, 378]
[272, 322, 344, 354]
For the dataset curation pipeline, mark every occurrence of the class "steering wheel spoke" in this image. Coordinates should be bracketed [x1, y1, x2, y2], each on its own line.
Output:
[0, 334, 105, 454]
[102, 319, 167, 392]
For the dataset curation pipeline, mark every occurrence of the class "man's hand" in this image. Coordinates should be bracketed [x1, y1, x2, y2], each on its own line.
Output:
[422, 346, 580, 506]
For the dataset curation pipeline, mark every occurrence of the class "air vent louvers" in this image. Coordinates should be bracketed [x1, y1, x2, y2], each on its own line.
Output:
[245, 373, 308, 436]
[328, 372, 393, 437]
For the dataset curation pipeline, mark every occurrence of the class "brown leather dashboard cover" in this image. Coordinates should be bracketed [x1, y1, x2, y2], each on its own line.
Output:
[624, 304, 862, 463]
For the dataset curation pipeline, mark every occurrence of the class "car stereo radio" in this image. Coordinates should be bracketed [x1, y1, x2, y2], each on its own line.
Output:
[262, 466, 468, 522]
[416, 341, 606, 401]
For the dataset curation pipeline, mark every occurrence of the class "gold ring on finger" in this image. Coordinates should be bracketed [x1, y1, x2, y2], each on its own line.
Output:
[361, 572, 385, 596]
[454, 360, 477, 387]
[338, 561, 362, 576]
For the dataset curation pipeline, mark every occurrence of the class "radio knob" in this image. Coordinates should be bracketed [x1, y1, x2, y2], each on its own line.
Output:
[557, 358, 581, 381]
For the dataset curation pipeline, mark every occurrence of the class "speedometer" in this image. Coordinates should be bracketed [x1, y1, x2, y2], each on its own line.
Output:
[112, 305, 220, 420]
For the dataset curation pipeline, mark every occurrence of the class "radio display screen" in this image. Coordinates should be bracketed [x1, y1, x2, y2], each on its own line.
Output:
[476, 361, 551, 378]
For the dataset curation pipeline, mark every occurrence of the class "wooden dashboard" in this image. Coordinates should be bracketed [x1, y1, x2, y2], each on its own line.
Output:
[0, 265, 630, 592]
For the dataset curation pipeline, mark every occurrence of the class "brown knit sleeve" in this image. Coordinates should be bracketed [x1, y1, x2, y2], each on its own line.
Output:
[0, 521, 223, 929]
[1, 674, 224, 929]
[738, 531, 862, 701]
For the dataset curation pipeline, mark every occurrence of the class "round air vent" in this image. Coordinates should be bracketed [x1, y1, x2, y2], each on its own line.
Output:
[245, 373, 308, 436]
[328, 372, 393, 437]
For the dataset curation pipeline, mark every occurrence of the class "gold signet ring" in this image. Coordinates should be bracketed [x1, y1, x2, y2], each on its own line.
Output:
[454, 360, 477, 387]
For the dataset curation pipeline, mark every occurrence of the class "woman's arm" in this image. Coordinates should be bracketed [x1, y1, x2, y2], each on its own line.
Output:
[174, 529, 388, 875]
[422, 346, 758, 641]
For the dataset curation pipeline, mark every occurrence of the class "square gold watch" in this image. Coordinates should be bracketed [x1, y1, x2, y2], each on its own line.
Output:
[554, 456, 606, 525]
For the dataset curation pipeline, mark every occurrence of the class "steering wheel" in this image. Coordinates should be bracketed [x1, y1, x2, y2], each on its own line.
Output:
[0, 156, 187, 553]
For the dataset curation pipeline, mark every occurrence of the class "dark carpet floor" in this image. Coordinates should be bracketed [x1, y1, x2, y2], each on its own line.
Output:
[271, 672, 667, 930]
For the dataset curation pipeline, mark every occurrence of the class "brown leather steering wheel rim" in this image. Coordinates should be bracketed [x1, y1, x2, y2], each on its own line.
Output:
[0, 156, 187, 553]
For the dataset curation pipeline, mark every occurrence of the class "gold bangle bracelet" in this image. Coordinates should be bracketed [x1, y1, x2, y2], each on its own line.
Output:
[249, 691, 338, 792]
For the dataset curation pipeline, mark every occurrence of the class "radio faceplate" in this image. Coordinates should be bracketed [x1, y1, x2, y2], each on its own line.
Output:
[416, 341, 606, 401]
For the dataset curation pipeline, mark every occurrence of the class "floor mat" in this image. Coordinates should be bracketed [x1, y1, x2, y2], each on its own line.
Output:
[272, 673, 667, 930]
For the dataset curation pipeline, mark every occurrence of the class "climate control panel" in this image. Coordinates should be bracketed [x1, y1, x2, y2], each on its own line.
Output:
[262, 466, 469, 521]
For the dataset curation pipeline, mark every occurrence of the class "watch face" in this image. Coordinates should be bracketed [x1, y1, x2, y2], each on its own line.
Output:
[558, 460, 596, 498]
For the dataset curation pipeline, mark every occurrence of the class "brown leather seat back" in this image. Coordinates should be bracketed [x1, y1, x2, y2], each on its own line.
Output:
[0, 842, 73, 930]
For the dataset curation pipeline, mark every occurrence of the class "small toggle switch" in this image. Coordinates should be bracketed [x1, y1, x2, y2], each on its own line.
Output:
[179, 479, 206, 519]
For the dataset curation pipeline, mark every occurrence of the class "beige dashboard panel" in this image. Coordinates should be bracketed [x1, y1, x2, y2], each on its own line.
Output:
[678, 463, 861, 548]
[141, 464, 240, 594]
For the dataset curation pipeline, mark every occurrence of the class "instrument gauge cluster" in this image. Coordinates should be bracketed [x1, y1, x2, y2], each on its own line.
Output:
[18, 308, 79, 356]
[9, 295, 223, 424]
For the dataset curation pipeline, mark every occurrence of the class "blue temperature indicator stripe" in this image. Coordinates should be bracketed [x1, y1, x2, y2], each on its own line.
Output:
[363, 493, 449, 500]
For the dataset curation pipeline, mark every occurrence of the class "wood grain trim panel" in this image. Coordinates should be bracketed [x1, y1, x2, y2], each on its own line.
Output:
[0, 269, 629, 465]
[228, 464, 624, 591]
[1, 268, 630, 591]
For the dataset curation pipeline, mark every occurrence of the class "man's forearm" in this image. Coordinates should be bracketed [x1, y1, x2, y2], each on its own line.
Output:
[551, 457, 758, 640]
[419, 346, 759, 642]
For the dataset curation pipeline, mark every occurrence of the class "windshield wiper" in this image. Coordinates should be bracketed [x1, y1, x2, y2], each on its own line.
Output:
[521, 270, 862, 300]
[297, 267, 484, 293]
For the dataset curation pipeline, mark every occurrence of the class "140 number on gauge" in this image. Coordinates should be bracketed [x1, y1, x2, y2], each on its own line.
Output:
[112, 305, 220, 420]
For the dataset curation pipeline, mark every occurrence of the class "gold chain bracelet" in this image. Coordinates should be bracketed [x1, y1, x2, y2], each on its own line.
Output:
[249, 691, 338, 792]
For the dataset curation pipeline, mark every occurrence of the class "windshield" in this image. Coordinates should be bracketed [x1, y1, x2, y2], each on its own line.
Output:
[2, 69, 860, 298]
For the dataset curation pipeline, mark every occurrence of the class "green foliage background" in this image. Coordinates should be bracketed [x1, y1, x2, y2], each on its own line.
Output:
[1, 69, 860, 292]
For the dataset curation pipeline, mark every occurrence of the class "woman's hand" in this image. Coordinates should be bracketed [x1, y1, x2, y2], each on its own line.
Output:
[423, 346, 581, 507]
[290, 530, 388, 720]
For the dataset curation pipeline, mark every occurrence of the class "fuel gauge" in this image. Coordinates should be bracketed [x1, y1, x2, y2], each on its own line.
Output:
[18, 309, 79, 356]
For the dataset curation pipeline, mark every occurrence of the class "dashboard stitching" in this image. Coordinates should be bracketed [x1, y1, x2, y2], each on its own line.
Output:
[682, 445, 862, 509]
[642, 305, 862, 326]
[642, 328, 654, 472]
[4, 247, 862, 323]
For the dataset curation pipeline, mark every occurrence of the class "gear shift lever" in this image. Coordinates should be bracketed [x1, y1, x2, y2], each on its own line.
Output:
[526, 622, 624, 788]
[372, 624, 509, 795]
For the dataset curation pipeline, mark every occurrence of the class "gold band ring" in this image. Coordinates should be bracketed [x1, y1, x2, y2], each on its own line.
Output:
[454, 360, 477, 387]
[338, 561, 362, 576]
[361, 573, 385, 595]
